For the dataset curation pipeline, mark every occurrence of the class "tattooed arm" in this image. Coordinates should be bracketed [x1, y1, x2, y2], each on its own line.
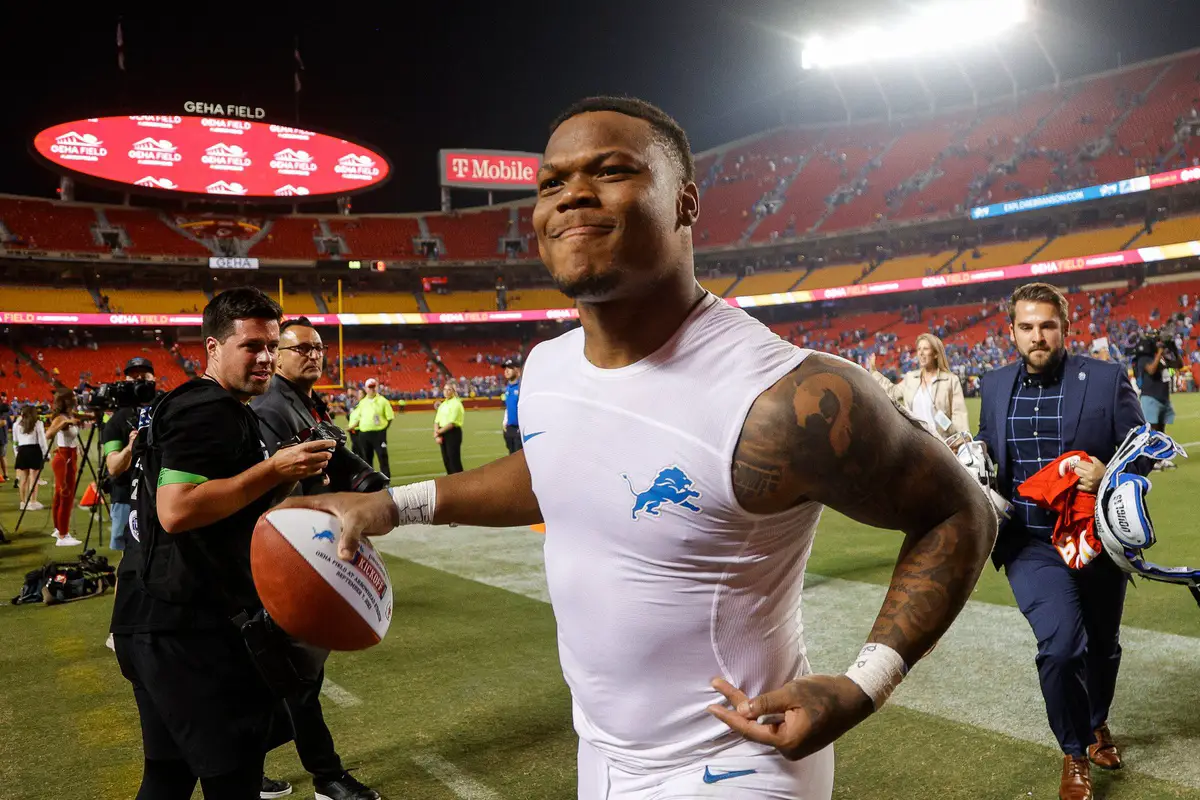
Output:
[708, 352, 997, 759]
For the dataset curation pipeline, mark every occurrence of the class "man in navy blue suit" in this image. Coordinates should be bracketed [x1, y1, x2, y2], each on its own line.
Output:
[976, 282, 1144, 800]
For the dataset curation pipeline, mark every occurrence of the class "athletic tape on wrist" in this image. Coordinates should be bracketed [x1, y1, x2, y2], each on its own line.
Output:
[845, 643, 909, 710]
[389, 480, 437, 526]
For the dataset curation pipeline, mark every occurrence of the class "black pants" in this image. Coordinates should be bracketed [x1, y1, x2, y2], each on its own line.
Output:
[1004, 538, 1127, 756]
[286, 668, 345, 782]
[503, 425, 523, 454]
[359, 429, 390, 478]
[440, 427, 464, 474]
[114, 631, 292, 786]
[349, 430, 365, 460]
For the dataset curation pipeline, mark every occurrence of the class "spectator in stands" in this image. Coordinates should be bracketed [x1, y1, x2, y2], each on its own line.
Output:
[13, 404, 47, 512]
[45, 388, 82, 546]
[349, 378, 393, 478]
[434, 382, 465, 475]
[866, 333, 969, 440]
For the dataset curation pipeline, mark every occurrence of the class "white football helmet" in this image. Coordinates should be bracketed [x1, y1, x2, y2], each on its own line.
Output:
[1094, 425, 1199, 598]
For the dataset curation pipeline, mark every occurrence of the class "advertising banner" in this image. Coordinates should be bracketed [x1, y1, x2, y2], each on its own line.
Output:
[438, 149, 540, 191]
[32, 116, 391, 200]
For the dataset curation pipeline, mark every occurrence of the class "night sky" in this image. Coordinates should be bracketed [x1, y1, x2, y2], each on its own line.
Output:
[1, 1, 1197, 213]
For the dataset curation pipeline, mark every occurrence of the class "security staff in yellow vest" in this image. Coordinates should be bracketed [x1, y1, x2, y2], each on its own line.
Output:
[433, 382, 465, 474]
[347, 378, 393, 478]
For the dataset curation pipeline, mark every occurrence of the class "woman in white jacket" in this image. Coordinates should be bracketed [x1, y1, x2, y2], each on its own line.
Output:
[867, 332, 969, 439]
[12, 404, 48, 511]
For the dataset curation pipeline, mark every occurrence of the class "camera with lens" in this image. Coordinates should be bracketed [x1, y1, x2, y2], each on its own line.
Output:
[84, 379, 159, 411]
[1128, 319, 1180, 357]
[288, 420, 389, 494]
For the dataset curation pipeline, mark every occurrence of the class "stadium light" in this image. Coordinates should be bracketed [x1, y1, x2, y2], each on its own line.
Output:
[800, 0, 1028, 70]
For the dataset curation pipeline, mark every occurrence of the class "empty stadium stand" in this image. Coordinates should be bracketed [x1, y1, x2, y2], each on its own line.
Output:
[328, 216, 421, 260]
[730, 269, 809, 296]
[337, 291, 421, 314]
[423, 291, 497, 313]
[505, 288, 573, 310]
[424, 210, 509, 260]
[0, 285, 99, 313]
[101, 288, 209, 314]
[1137, 214, 1200, 247]
[796, 262, 871, 290]
[105, 208, 210, 257]
[0, 344, 49, 401]
[0, 197, 105, 252]
[1036, 223, 1146, 261]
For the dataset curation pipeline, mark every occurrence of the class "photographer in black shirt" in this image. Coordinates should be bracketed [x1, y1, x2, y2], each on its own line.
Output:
[250, 317, 381, 800]
[110, 289, 335, 800]
[102, 357, 157, 552]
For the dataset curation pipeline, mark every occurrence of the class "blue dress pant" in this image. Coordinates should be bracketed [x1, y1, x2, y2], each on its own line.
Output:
[1003, 537, 1127, 756]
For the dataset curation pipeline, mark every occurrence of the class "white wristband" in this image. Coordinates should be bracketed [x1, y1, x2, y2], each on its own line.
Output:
[389, 481, 437, 526]
[845, 643, 908, 710]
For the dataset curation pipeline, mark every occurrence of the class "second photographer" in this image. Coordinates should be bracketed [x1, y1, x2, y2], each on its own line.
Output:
[1133, 325, 1184, 449]
[250, 316, 383, 800]
[101, 357, 158, 552]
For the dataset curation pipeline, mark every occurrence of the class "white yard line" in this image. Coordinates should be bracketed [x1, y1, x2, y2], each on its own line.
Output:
[374, 523, 1200, 789]
[319, 679, 362, 708]
[410, 752, 503, 800]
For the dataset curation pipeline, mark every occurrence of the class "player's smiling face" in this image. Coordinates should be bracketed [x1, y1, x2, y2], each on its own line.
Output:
[533, 111, 695, 302]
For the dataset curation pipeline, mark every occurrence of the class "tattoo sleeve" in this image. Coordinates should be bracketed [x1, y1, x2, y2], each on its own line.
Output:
[732, 353, 997, 667]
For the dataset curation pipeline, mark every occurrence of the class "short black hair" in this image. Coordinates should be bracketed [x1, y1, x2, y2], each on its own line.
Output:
[549, 96, 695, 184]
[280, 316, 315, 334]
[201, 288, 283, 343]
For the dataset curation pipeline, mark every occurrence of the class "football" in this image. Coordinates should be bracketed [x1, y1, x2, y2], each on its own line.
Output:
[251, 507, 393, 651]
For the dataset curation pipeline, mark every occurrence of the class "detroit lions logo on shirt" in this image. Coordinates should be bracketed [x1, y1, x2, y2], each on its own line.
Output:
[621, 465, 702, 520]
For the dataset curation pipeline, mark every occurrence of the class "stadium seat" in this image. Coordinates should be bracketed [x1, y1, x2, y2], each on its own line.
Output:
[105, 208, 210, 257]
[0, 197, 106, 252]
[328, 217, 422, 260]
[338, 292, 421, 314]
[506, 288, 573, 310]
[0, 343, 52, 401]
[101, 288, 209, 314]
[1036, 223, 1146, 262]
[730, 269, 808, 296]
[252, 217, 323, 259]
[1137, 215, 1200, 248]
[0, 285, 99, 313]
[424, 291, 497, 313]
[424, 210, 510, 260]
[797, 262, 871, 290]
[699, 276, 737, 297]
[866, 251, 956, 283]
[952, 241, 1045, 272]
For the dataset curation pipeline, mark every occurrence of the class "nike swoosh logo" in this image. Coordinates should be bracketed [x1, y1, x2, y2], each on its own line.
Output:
[522, 431, 546, 443]
[702, 767, 757, 784]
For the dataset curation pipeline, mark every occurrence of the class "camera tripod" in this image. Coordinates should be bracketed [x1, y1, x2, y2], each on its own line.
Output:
[13, 410, 110, 544]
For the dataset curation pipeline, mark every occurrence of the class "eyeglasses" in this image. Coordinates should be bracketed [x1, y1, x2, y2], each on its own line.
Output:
[279, 344, 326, 359]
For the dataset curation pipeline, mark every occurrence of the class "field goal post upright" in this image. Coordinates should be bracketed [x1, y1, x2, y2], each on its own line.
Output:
[278, 276, 345, 391]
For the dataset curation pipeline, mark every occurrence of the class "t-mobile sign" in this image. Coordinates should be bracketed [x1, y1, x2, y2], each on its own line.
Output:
[438, 149, 540, 191]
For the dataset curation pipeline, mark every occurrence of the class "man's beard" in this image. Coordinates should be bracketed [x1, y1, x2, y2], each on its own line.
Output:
[1021, 345, 1066, 373]
[552, 270, 622, 301]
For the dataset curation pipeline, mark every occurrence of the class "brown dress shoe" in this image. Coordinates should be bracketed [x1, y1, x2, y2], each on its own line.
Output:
[1060, 755, 1093, 800]
[1089, 723, 1123, 770]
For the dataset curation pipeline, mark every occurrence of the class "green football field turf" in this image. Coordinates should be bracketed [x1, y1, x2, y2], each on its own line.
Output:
[0, 395, 1198, 799]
